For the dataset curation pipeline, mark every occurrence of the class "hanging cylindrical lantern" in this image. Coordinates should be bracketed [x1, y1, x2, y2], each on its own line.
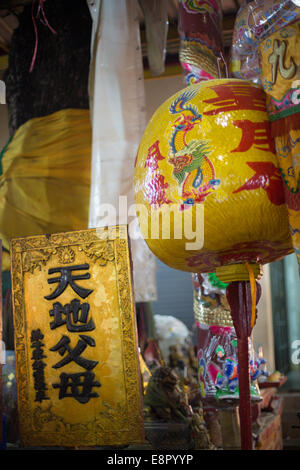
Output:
[134, 78, 293, 450]
[134, 78, 293, 276]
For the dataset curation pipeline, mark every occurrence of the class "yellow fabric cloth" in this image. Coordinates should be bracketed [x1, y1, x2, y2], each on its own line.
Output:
[0, 108, 91, 270]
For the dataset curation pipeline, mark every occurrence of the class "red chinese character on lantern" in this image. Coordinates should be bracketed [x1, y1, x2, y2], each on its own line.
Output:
[145, 174, 172, 207]
[231, 120, 276, 154]
[203, 82, 266, 116]
[233, 162, 284, 206]
[144, 140, 165, 170]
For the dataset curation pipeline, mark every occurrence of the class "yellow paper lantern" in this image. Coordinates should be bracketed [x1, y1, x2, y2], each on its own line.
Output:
[134, 79, 293, 279]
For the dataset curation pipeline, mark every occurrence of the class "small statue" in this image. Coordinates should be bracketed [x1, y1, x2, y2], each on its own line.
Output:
[144, 366, 192, 422]
[190, 405, 216, 450]
[168, 344, 185, 369]
[186, 342, 198, 372]
[216, 357, 239, 397]
[249, 357, 269, 382]
[144, 366, 216, 449]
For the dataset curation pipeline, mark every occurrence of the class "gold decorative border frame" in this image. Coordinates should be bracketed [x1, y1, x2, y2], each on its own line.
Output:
[10, 226, 144, 447]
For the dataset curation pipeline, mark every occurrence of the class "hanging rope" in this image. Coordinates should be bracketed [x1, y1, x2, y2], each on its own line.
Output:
[245, 262, 257, 329]
[29, 0, 57, 73]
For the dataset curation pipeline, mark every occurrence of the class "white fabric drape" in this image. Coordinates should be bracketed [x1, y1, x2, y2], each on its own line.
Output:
[87, 0, 157, 302]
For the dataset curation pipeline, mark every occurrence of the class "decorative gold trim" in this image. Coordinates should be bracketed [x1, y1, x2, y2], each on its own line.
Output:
[78, 240, 115, 265]
[193, 296, 233, 327]
[215, 263, 263, 283]
[10, 226, 144, 447]
[179, 40, 220, 78]
[56, 246, 76, 265]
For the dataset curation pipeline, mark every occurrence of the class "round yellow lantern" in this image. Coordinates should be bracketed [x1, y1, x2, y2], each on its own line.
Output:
[134, 79, 293, 278]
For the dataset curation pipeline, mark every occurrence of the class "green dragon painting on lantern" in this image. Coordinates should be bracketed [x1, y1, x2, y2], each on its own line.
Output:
[168, 89, 221, 210]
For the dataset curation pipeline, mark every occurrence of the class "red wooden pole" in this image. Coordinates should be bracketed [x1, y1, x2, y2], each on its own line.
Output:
[236, 335, 252, 449]
[226, 280, 261, 450]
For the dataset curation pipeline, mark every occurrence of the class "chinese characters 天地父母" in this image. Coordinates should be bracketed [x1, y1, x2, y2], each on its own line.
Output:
[42, 264, 101, 404]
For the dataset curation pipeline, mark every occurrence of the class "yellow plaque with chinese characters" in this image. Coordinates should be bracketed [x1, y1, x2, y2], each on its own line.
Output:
[10, 226, 144, 447]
